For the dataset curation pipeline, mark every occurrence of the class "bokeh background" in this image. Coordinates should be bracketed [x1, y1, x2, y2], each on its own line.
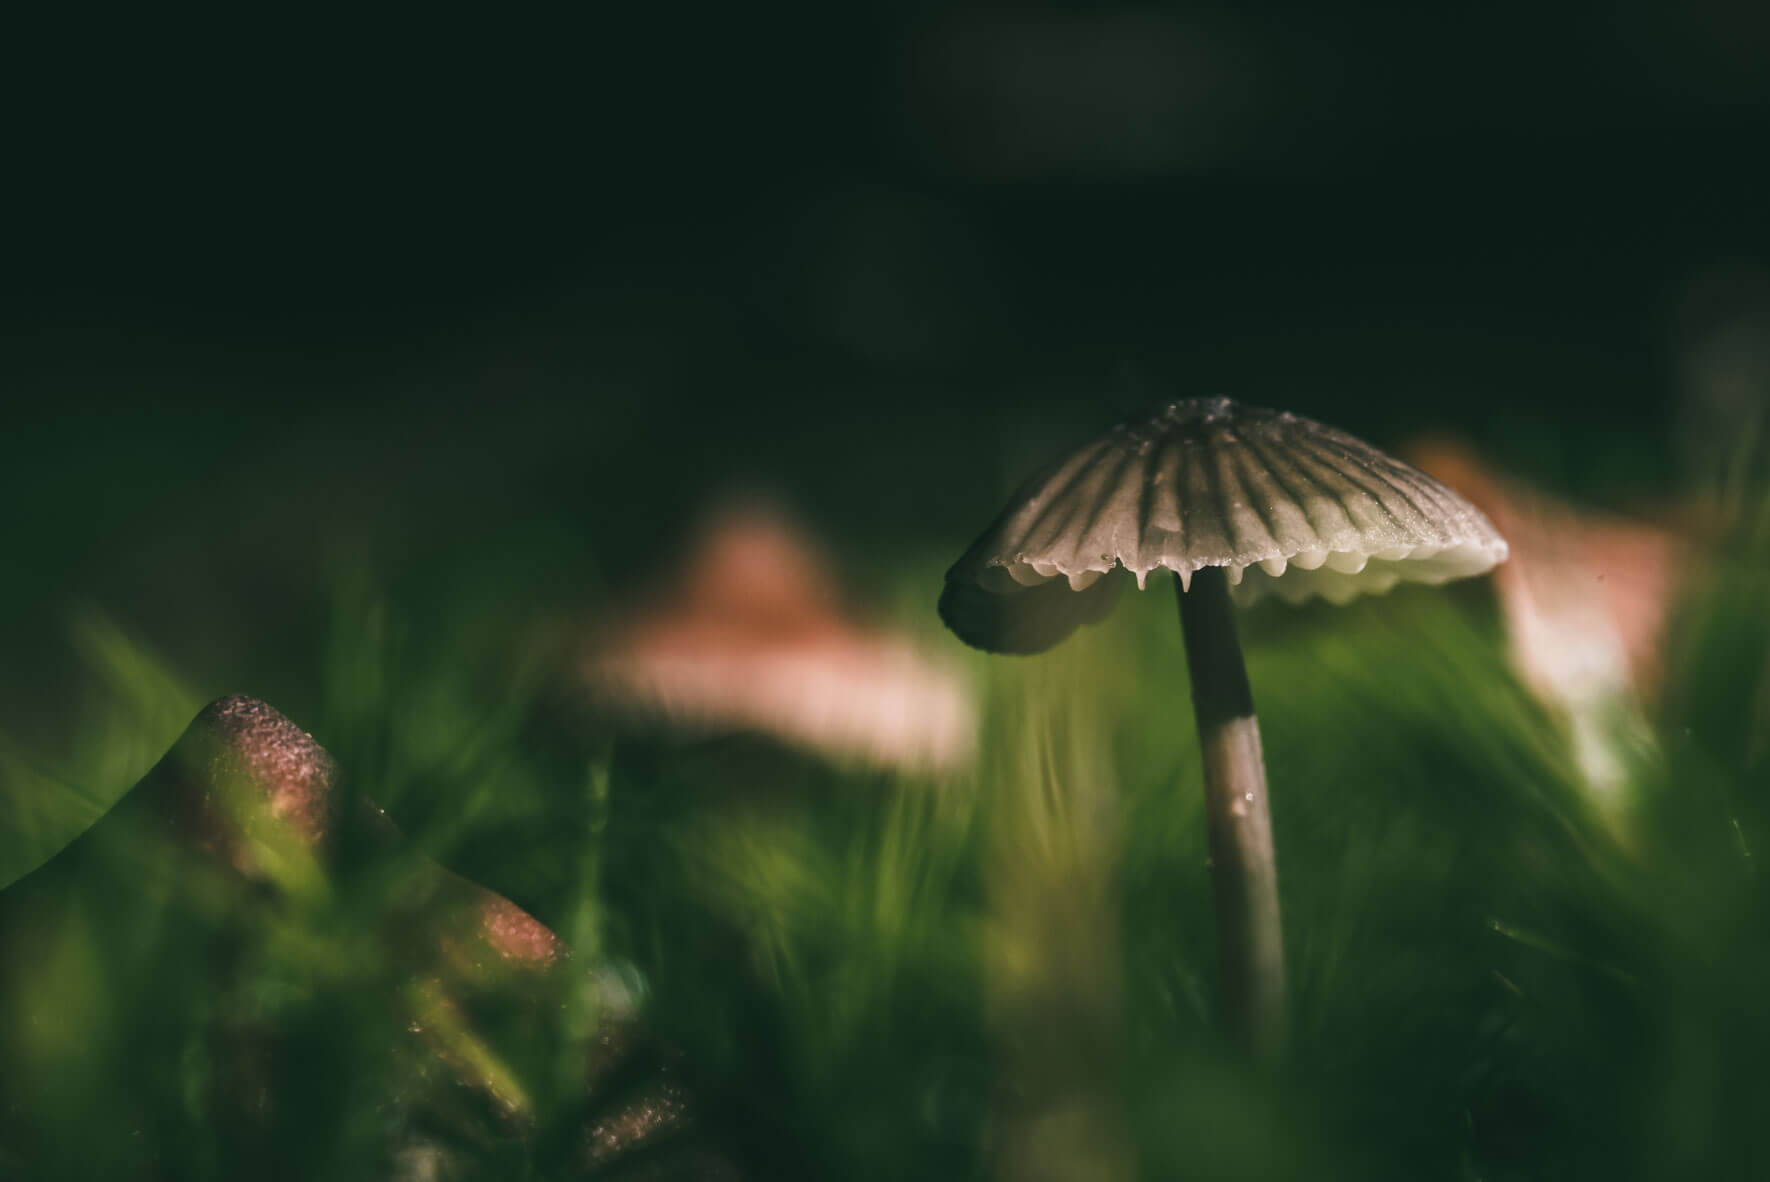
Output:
[6, 6, 1770, 1180]
[9, 4, 1770, 716]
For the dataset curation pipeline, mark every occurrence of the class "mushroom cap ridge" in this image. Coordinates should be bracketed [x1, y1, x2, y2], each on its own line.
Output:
[942, 397, 1508, 653]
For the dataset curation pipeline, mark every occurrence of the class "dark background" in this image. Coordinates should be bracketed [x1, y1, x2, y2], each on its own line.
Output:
[6, 12, 1770, 1179]
[6, 2, 1769, 733]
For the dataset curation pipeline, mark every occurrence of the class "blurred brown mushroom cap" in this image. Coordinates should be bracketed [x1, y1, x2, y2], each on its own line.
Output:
[1407, 438, 1687, 824]
[0, 695, 738, 1176]
[587, 501, 977, 773]
[1407, 438, 1682, 703]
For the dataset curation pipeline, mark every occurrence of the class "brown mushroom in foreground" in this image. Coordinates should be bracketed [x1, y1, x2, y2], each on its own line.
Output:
[940, 397, 1508, 1058]
[0, 695, 560, 976]
[0, 695, 726, 1178]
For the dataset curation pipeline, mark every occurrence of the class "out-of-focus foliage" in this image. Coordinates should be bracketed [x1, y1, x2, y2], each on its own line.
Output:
[3, 452, 1768, 1178]
[7, 3, 1769, 1175]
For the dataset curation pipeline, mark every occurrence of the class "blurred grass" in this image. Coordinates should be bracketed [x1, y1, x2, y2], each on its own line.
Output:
[2, 424, 1769, 1179]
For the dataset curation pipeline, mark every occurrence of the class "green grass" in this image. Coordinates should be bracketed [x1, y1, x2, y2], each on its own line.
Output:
[3, 454, 1768, 1179]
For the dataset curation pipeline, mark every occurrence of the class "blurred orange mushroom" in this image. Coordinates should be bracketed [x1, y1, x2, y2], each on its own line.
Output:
[586, 500, 976, 774]
[1408, 439, 1685, 822]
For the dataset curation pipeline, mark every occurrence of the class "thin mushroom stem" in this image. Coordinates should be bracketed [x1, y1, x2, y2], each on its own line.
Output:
[1176, 566, 1286, 1060]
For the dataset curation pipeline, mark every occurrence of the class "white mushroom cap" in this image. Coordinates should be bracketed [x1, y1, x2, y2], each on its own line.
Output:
[943, 398, 1508, 652]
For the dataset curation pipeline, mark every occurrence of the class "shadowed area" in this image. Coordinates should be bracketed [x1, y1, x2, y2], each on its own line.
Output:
[937, 566, 1128, 655]
[6, 9, 1770, 1177]
[0, 695, 731, 1180]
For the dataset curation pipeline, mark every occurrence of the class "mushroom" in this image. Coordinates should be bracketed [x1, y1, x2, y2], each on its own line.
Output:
[940, 397, 1508, 1056]
[1, 695, 563, 972]
[0, 694, 347, 906]
[586, 499, 976, 774]
[1408, 438, 1684, 830]
[0, 696, 731, 1178]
